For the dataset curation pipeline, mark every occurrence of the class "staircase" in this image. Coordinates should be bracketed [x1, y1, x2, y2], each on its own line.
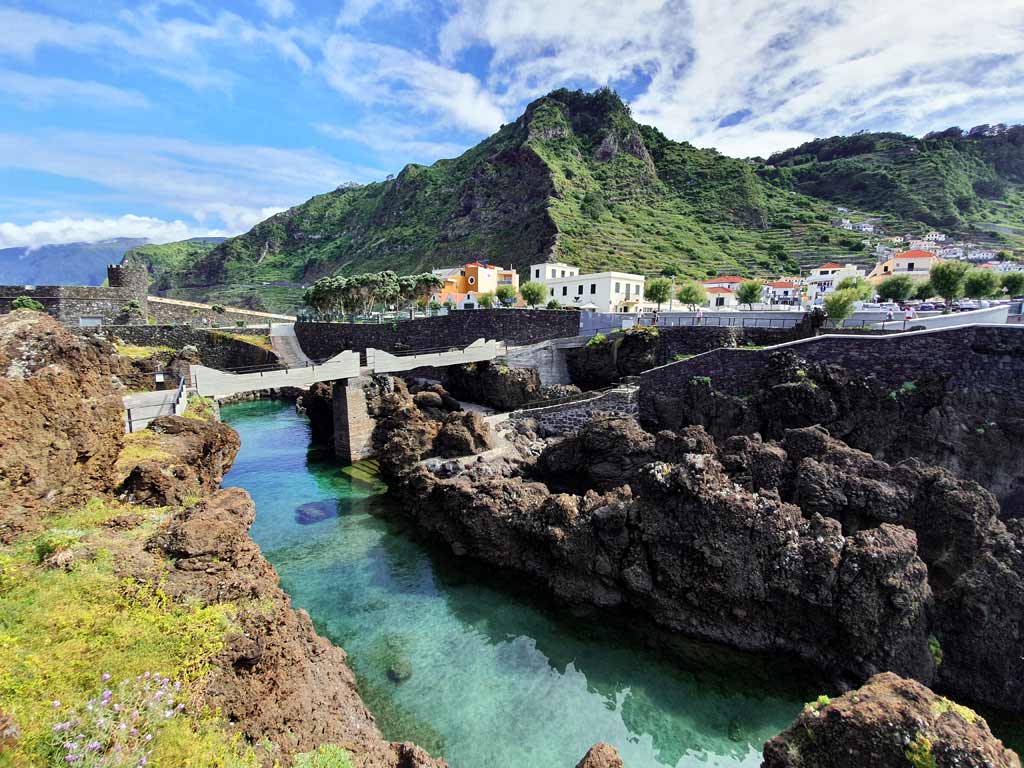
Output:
[342, 458, 387, 492]
[269, 323, 313, 367]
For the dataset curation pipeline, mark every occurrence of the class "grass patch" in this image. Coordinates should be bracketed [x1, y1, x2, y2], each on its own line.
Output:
[183, 396, 216, 422]
[932, 697, 978, 724]
[208, 331, 273, 352]
[0, 499, 255, 767]
[115, 343, 175, 360]
[115, 432, 175, 482]
[293, 744, 354, 768]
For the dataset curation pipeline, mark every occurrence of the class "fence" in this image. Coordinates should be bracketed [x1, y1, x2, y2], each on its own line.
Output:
[124, 377, 187, 433]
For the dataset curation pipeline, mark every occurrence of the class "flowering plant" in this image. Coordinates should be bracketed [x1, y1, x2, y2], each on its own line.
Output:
[49, 672, 185, 766]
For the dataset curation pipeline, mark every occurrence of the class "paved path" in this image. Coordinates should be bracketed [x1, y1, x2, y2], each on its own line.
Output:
[269, 323, 312, 367]
[122, 388, 182, 432]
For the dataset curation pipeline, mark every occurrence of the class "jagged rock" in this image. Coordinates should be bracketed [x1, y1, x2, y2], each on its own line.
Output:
[118, 416, 240, 507]
[297, 381, 334, 442]
[762, 672, 1020, 768]
[444, 361, 542, 410]
[575, 742, 624, 768]
[0, 311, 131, 530]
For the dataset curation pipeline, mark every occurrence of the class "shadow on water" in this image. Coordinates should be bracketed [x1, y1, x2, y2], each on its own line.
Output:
[213, 399, 1014, 766]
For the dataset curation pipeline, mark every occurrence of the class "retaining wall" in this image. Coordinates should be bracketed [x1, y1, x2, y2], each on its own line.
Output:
[295, 310, 581, 362]
[0, 284, 144, 325]
[639, 324, 1024, 427]
[509, 387, 638, 436]
[146, 296, 294, 326]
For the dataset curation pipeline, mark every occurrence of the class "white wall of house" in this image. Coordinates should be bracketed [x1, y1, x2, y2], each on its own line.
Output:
[528, 262, 580, 281]
[535, 269, 646, 313]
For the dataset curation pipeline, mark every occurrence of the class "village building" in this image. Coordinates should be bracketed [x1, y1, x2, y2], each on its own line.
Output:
[867, 250, 940, 285]
[804, 262, 867, 304]
[431, 261, 519, 307]
[530, 262, 646, 313]
[762, 279, 801, 305]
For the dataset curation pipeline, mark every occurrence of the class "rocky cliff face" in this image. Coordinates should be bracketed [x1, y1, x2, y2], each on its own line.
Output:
[368, 374, 1024, 718]
[763, 672, 1020, 768]
[0, 311, 133, 537]
[0, 310, 445, 768]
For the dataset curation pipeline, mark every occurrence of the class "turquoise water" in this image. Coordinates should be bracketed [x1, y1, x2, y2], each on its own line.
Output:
[221, 400, 807, 768]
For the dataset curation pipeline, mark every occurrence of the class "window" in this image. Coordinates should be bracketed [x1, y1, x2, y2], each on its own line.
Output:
[577, 285, 584, 295]
[535, 269, 540, 278]
[715, 297, 725, 307]
[549, 288, 554, 296]
[561, 270, 566, 277]
[906, 262, 914, 271]
[562, 286, 567, 296]
[550, 269, 556, 278]
[468, 276, 476, 286]
[590, 283, 596, 294]
[625, 284, 631, 298]
[615, 282, 621, 293]
[78, 317, 102, 327]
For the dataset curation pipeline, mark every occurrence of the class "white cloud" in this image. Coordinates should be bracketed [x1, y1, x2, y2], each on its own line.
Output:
[321, 34, 506, 134]
[0, 70, 150, 109]
[257, 0, 296, 20]
[0, 131, 385, 230]
[0, 214, 226, 250]
[314, 120, 466, 162]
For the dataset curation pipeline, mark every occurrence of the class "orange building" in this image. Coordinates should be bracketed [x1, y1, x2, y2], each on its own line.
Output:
[431, 262, 520, 306]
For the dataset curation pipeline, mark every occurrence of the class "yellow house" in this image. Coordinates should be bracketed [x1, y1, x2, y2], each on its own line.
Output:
[868, 250, 940, 285]
[431, 262, 520, 305]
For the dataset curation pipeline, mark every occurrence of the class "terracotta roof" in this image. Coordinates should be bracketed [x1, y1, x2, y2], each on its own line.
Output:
[766, 280, 797, 289]
[706, 287, 735, 294]
[894, 250, 936, 259]
[702, 276, 745, 284]
[816, 262, 845, 270]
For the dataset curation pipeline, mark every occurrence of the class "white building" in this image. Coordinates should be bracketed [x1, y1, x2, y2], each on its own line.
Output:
[923, 231, 948, 242]
[967, 249, 997, 262]
[762, 279, 801, 305]
[704, 287, 739, 308]
[853, 221, 875, 233]
[530, 262, 646, 313]
[804, 262, 867, 305]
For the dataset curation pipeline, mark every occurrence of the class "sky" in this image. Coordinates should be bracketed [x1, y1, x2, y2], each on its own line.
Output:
[1, 0, 1023, 248]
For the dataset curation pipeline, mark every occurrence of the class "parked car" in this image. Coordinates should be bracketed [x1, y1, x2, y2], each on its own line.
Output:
[918, 303, 937, 312]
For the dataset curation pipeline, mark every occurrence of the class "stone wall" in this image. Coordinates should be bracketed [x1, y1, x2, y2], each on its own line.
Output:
[639, 325, 1024, 427]
[295, 310, 581, 362]
[509, 387, 638, 436]
[79, 325, 279, 371]
[654, 325, 803, 364]
[0, 284, 145, 325]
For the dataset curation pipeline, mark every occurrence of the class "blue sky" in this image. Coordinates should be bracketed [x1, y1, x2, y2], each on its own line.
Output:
[1, 0, 1023, 247]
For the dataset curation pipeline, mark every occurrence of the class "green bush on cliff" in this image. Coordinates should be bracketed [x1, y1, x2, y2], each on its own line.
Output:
[12, 296, 45, 312]
[586, 333, 608, 348]
[0, 498, 256, 767]
[293, 744, 354, 768]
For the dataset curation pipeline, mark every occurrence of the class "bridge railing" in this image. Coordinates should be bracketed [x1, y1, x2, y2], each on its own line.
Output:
[124, 377, 185, 433]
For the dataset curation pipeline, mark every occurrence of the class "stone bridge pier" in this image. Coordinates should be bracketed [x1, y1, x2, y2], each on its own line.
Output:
[332, 377, 376, 464]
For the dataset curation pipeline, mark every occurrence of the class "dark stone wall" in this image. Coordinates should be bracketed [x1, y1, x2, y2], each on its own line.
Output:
[0, 284, 144, 325]
[639, 326, 1024, 427]
[654, 325, 802, 364]
[295, 310, 581, 362]
[77, 325, 278, 371]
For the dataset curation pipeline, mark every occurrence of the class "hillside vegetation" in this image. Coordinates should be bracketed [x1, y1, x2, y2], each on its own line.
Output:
[126, 90, 1024, 312]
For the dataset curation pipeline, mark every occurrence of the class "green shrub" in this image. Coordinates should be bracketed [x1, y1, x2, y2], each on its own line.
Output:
[12, 295, 45, 312]
[293, 744, 354, 768]
[928, 635, 943, 666]
[586, 333, 608, 348]
[905, 733, 936, 768]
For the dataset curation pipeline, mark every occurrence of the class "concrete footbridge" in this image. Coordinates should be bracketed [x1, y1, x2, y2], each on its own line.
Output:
[189, 338, 500, 399]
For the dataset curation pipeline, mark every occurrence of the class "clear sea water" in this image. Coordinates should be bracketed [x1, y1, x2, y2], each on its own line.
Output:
[220, 400, 811, 768]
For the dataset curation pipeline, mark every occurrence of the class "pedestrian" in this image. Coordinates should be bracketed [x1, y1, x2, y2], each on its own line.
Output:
[696, 307, 704, 326]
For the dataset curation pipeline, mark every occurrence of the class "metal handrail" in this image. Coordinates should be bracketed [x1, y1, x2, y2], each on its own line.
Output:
[125, 377, 185, 433]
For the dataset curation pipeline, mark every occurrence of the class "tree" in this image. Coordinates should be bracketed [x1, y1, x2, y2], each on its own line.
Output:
[477, 292, 495, 309]
[876, 275, 914, 302]
[676, 281, 707, 309]
[495, 284, 518, 306]
[929, 260, 970, 307]
[645, 277, 672, 310]
[964, 269, 1000, 299]
[11, 295, 44, 311]
[823, 289, 857, 327]
[736, 280, 763, 310]
[1001, 271, 1024, 297]
[546, 298, 561, 309]
[835, 275, 873, 301]
[519, 281, 546, 308]
[914, 280, 934, 301]
[211, 304, 226, 314]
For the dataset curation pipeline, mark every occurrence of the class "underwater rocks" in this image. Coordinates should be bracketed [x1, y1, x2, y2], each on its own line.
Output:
[295, 500, 338, 525]
[762, 672, 1020, 768]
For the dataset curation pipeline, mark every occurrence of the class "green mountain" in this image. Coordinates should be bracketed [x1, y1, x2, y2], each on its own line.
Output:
[127, 90, 1024, 313]
[761, 126, 1024, 235]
